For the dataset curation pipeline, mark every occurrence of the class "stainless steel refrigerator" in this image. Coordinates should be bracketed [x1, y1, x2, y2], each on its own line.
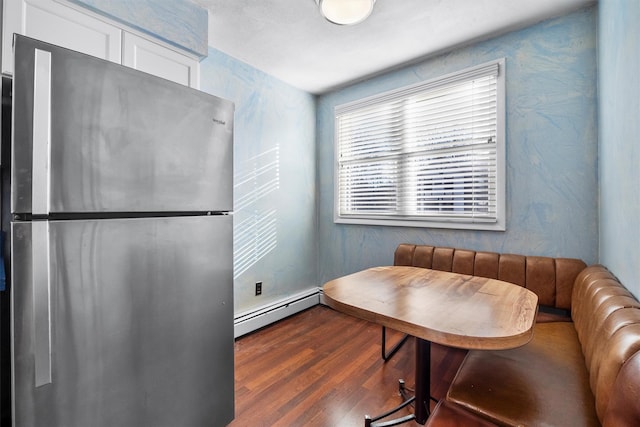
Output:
[4, 35, 235, 426]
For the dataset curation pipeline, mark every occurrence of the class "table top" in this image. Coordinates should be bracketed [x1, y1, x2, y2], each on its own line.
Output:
[323, 266, 539, 350]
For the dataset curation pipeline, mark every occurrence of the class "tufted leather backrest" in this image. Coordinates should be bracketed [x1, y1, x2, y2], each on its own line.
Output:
[603, 350, 640, 426]
[393, 243, 586, 311]
[571, 265, 640, 423]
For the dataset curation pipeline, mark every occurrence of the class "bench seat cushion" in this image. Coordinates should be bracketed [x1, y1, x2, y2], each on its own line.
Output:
[425, 400, 498, 427]
[447, 322, 599, 427]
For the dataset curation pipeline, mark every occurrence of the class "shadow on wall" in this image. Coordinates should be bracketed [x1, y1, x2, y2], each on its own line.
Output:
[233, 146, 280, 279]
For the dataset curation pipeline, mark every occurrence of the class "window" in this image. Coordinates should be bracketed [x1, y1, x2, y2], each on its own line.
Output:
[334, 59, 505, 230]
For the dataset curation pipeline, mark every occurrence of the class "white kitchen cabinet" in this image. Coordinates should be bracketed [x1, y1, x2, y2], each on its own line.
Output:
[2, 0, 200, 88]
[2, 0, 122, 74]
[122, 32, 200, 89]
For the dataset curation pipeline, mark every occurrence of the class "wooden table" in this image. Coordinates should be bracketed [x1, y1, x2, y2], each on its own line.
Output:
[322, 266, 538, 426]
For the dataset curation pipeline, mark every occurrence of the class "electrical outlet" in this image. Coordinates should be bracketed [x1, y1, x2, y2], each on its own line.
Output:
[255, 281, 262, 296]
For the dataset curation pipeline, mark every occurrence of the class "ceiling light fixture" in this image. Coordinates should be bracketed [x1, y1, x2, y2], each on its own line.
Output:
[315, 0, 376, 26]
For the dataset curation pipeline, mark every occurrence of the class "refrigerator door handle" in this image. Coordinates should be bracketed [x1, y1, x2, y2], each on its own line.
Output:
[32, 48, 52, 216]
[32, 221, 53, 387]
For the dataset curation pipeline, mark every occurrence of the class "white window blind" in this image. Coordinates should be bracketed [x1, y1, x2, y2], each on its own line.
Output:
[334, 59, 505, 230]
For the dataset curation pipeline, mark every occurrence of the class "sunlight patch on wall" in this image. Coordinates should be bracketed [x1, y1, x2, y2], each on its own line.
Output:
[233, 147, 280, 279]
[234, 210, 278, 278]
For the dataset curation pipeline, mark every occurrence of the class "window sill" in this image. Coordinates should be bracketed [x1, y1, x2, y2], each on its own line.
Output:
[334, 215, 506, 231]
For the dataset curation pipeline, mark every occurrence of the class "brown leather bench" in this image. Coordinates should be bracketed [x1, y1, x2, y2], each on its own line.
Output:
[440, 265, 640, 426]
[394, 244, 640, 427]
[391, 243, 640, 426]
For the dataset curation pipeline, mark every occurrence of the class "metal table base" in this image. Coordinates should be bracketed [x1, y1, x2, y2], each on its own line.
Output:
[364, 339, 432, 426]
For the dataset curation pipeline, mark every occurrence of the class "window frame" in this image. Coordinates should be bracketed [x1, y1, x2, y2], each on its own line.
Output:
[333, 58, 506, 231]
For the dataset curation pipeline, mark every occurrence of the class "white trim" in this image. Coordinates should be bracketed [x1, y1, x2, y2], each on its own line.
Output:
[318, 288, 328, 306]
[234, 288, 320, 338]
[335, 215, 505, 231]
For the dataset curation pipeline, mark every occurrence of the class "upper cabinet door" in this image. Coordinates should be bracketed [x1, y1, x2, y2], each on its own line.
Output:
[122, 32, 200, 89]
[2, 0, 122, 75]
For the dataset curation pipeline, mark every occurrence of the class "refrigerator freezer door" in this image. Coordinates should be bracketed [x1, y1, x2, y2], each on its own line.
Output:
[11, 216, 234, 427]
[11, 35, 233, 215]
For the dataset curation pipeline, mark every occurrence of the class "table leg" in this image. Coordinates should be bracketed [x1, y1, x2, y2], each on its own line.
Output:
[363, 338, 432, 426]
[414, 338, 431, 424]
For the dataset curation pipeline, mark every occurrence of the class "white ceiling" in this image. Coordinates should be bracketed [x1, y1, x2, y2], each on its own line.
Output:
[192, 0, 595, 94]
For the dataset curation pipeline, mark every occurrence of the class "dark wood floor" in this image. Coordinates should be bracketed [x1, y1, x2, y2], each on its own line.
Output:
[229, 305, 467, 427]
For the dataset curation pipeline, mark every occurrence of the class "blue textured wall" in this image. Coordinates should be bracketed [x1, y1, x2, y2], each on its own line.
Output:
[317, 7, 598, 284]
[68, 0, 208, 57]
[199, 48, 318, 314]
[598, 0, 640, 297]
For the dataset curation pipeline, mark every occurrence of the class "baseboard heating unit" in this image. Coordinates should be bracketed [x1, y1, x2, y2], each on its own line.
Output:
[234, 288, 320, 338]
